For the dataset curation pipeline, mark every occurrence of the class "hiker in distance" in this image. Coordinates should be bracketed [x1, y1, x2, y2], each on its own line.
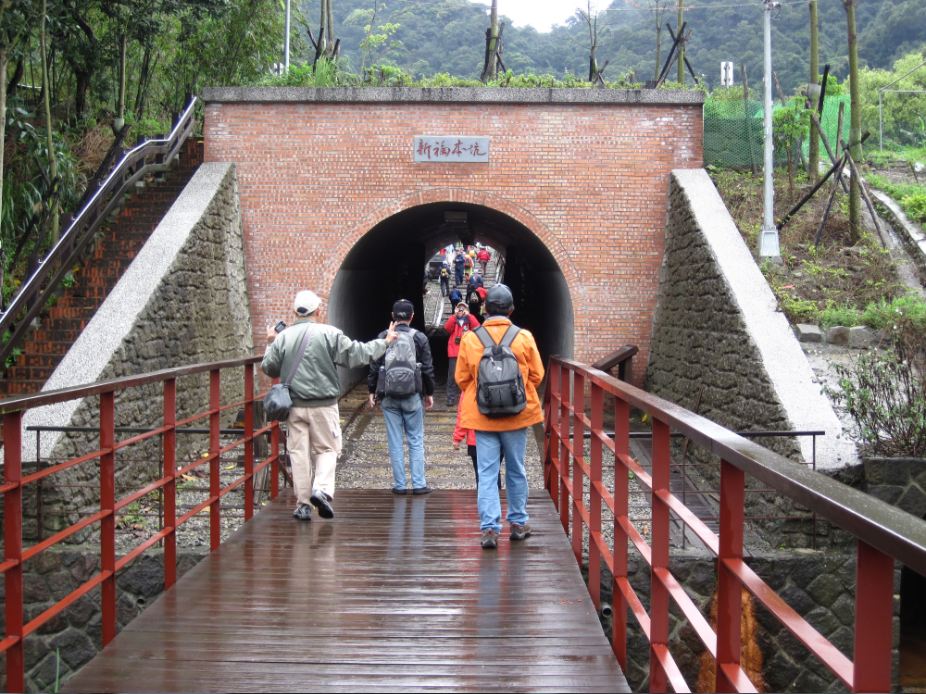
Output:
[263, 290, 398, 521]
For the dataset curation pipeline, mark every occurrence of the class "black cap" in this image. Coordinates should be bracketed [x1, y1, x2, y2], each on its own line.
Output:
[392, 299, 414, 320]
[485, 284, 514, 316]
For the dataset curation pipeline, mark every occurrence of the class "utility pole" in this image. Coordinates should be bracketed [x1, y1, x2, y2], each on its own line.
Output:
[284, 0, 291, 72]
[758, 0, 780, 258]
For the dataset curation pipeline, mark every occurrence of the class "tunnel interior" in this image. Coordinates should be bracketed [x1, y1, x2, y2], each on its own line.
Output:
[328, 202, 574, 390]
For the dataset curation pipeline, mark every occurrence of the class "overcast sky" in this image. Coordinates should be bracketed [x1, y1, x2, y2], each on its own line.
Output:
[473, 1, 595, 33]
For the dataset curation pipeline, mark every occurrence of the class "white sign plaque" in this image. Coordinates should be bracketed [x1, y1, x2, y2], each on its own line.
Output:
[414, 136, 490, 163]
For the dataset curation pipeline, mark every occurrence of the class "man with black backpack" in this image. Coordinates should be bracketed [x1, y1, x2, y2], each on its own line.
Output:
[454, 284, 544, 549]
[368, 299, 436, 495]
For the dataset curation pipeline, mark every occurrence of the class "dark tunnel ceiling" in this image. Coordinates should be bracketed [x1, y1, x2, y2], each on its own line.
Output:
[340, 202, 561, 271]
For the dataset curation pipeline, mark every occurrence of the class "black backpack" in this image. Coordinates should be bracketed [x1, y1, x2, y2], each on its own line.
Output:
[474, 326, 527, 418]
[381, 329, 422, 398]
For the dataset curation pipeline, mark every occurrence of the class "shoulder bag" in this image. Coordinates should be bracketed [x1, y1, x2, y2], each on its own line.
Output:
[263, 325, 313, 421]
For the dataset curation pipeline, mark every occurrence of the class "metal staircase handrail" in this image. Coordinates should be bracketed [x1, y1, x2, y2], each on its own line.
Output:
[0, 97, 199, 371]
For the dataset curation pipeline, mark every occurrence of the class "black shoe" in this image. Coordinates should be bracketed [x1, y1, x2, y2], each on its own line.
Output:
[310, 490, 334, 519]
[292, 503, 312, 521]
[412, 486, 433, 495]
[392, 487, 408, 495]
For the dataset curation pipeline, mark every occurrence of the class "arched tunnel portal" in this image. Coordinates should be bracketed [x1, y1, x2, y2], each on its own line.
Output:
[328, 202, 574, 388]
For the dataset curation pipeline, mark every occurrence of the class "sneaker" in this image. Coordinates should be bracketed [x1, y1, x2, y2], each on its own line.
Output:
[292, 503, 312, 521]
[509, 524, 533, 541]
[480, 529, 499, 550]
[391, 487, 408, 495]
[310, 490, 334, 519]
[412, 486, 433, 495]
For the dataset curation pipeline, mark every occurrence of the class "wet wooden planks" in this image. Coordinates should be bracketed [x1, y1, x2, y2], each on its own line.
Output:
[63, 489, 628, 693]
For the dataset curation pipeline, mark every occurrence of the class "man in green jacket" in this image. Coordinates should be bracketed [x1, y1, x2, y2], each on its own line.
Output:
[262, 290, 397, 521]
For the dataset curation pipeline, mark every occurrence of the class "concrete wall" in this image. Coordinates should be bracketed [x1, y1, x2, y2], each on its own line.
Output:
[20, 163, 254, 535]
[646, 169, 857, 470]
[202, 87, 704, 384]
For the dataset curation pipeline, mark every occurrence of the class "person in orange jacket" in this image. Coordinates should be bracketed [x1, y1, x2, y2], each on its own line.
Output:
[454, 284, 544, 549]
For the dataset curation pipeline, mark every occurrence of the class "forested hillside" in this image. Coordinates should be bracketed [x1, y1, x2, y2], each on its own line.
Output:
[303, 0, 925, 93]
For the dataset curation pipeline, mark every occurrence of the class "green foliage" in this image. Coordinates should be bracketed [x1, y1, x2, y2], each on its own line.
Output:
[818, 304, 862, 329]
[900, 191, 926, 223]
[861, 295, 926, 332]
[866, 173, 926, 223]
[859, 48, 926, 149]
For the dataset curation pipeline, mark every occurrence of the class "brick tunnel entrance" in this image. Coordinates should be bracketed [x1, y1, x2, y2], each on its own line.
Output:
[328, 201, 573, 386]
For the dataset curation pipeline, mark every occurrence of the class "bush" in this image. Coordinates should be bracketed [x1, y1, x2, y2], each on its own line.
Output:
[818, 304, 862, 329]
[829, 321, 926, 458]
[861, 294, 926, 332]
[901, 191, 926, 223]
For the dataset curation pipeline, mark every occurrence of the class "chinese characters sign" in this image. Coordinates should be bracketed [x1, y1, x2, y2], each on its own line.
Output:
[414, 136, 490, 163]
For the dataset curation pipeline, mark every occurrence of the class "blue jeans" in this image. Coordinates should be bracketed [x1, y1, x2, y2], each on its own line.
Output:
[475, 428, 529, 532]
[382, 397, 427, 489]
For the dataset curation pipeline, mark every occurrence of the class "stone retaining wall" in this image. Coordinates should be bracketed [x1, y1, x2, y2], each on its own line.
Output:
[18, 163, 254, 538]
[646, 169, 855, 472]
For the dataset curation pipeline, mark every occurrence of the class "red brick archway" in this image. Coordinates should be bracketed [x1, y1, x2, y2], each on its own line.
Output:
[203, 88, 704, 383]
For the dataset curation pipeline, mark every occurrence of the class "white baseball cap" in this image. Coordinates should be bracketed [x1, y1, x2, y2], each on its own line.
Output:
[293, 290, 321, 315]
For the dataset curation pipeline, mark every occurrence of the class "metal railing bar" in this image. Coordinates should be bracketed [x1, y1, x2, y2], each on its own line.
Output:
[0, 355, 262, 414]
[21, 511, 108, 562]
[22, 570, 112, 639]
[558, 358, 926, 576]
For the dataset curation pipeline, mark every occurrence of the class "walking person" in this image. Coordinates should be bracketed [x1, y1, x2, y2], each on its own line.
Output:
[439, 263, 451, 297]
[477, 246, 490, 274]
[443, 301, 480, 407]
[455, 284, 544, 549]
[368, 299, 436, 495]
[262, 290, 397, 521]
[453, 251, 465, 287]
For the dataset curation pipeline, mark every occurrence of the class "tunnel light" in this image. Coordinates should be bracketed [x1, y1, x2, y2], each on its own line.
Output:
[444, 211, 467, 224]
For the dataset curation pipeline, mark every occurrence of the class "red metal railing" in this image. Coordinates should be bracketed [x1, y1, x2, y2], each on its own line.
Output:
[1, 356, 282, 692]
[544, 356, 926, 693]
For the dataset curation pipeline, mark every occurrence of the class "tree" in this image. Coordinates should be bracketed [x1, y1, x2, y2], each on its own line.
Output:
[676, 0, 684, 84]
[480, 0, 500, 83]
[843, 0, 861, 241]
[309, 0, 340, 67]
[577, 1, 609, 84]
[807, 0, 819, 184]
[39, 0, 59, 242]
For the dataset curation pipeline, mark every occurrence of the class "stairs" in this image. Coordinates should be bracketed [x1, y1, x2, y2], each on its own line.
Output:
[0, 139, 203, 397]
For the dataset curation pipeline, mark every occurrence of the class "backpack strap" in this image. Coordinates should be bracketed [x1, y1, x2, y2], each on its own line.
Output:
[281, 324, 313, 386]
[474, 326, 495, 349]
[499, 325, 520, 348]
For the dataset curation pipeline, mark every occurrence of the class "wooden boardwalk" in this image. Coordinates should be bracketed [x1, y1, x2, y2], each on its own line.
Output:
[63, 489, 628, 693]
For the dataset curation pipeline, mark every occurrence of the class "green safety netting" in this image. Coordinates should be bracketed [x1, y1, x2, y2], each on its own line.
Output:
[704, 93, 850, 169]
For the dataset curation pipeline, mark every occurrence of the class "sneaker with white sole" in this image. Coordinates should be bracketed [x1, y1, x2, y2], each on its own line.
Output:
[310, 490, 334, 519]
[292, 503, 312, 521]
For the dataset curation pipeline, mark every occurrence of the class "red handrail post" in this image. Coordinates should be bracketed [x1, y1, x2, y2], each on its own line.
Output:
[546, 361, 562, 504]
[571, 370, 585, 564]
[209, 369, 221, 551]
[852, 541, 893, 692]
[717, 459, 745, 692]
[3, 411, 25, 692]
[612, 395, 630, 669]
[558, 364, 570, 532]
[589, 383, 604, 611]
[649, 417, 671, 692]
[100, 391, 117, 645]
[163, 378, 177, 589]
[243, 365, 255, 520]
